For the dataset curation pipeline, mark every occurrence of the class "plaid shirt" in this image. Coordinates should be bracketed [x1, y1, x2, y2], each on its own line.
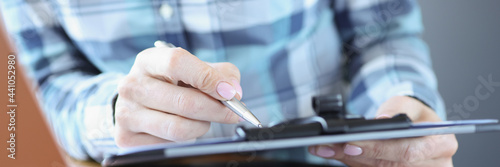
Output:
[1, 0, 444, 163]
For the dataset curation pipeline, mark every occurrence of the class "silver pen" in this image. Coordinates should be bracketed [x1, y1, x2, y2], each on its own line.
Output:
[154, 41, 263, 128]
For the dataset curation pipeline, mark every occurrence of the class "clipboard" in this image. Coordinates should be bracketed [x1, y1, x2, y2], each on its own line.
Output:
[102, 95, 500, 166]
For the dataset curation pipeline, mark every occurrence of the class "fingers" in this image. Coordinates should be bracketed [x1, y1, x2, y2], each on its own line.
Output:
[133, 47, 241, 100]
[207, 62, 241, 83]
[115, 47, 244, 148]
[309, 96, 457, 166]
[308, 144, 375, 166]
[118, 76, 239, 124]
[115, 130, 172, 147]
[348, 139, 428, 162]
[310, 134, 458, 165]
[115, 103, 211, 143]
[348, 135, 457, 162]
[132, 109, 210, 142]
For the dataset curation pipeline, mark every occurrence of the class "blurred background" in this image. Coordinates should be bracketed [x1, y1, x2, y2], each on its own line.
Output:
[420, 0, 500, 166]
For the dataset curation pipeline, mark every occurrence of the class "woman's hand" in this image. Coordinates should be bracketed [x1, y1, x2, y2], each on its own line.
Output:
[309, 96, 458, 167]
[114, 47, 243, 147]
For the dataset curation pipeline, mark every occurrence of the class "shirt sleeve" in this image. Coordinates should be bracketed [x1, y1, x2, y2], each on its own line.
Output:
[1, 1, 122, 161]
[333, 0, 446, 119]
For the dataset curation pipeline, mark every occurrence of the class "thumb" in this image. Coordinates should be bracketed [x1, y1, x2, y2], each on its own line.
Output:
[375, 96, 423, 121]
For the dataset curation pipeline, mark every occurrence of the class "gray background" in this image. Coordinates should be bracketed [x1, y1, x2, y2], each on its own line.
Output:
[420, 0, 500, 166]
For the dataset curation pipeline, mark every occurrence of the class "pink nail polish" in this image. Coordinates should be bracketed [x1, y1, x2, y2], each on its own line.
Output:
[344, 144, 363, 156]
[232, 79, 243, 98]
[217, 82, 236, 100]
[316, 146, 335, 157]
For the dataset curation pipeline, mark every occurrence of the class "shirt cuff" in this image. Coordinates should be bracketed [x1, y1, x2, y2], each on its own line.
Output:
[383, 82, 446, 120]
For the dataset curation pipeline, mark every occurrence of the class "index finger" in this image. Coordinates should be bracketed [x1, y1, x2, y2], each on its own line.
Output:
[133, 47, 239, 100]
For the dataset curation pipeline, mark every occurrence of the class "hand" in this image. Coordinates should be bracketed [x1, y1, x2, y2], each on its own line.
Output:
[114, 47, 243, 147]
[309, 96, 458, 167]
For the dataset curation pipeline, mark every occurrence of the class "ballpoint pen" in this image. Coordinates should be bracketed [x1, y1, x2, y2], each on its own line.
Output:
[154, 40, 263, 128]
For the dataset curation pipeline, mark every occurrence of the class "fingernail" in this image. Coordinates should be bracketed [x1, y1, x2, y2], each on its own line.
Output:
[217, 82, 236, 100]
[238, 117, 245, 122]
[316, 146, 335, 157]
[376, 114, 392, 119]
[232, 79, 243, 98]
[344, 144, 363, 156]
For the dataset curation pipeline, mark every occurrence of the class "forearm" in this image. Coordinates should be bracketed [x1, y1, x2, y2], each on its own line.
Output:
[346, 36, 445, 119]
[333, 0, 445, 119]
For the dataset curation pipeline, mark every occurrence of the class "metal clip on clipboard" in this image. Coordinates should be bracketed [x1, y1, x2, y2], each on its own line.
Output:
[236, 94, 413, 141]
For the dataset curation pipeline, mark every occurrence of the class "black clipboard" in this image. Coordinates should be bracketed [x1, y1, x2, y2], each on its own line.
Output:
[102, 95, 500, 166]
[103, 120, 500, 166]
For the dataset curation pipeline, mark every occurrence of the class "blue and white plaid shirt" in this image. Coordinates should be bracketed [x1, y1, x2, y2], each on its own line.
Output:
[1, 0, 445, 163]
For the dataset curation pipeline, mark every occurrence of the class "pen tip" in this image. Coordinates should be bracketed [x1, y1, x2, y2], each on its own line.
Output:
[258, 124, 263, 128]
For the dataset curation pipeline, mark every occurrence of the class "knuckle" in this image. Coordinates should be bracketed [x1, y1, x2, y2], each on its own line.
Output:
[114, 106, 131, 125]
[165, 48, 188, 72]
[117, 78, 131, 98]
[135, 48, 158, 68]
[221, 62, 239, 72]
[165, 119, 190, 141]
[191, 121, 210, 138]
[166, 50, 182, 69]
[196, 67, 218, 92]
[117, 76, 140, 98]
[370, 142, 386, 159]
[442, 135, 459, 157]
[449, 136, 459, 155]
[220, 62, 241, 79]
[170, 47, 188, 57]
[174, 91, 197, 115]
[196, 122, 211, 137]
[114, 130, 132, 148]
[152, 48, 186, 79]
[422, 137, 437, 155]
[163, 118, 209, 142]
[136, 48, 154, 61]
[402, 144, 422, 163]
